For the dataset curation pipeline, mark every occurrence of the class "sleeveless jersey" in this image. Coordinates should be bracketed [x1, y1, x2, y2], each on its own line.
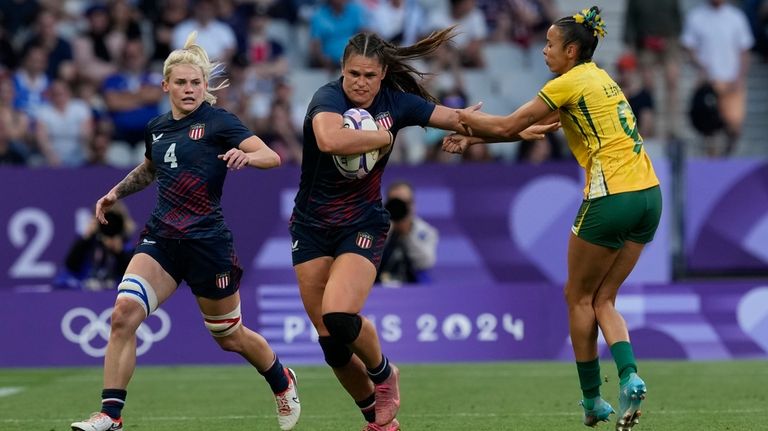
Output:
[293, 78, 435, 228]
[143, 102, 253, 238]
[538, 62, 659, 199]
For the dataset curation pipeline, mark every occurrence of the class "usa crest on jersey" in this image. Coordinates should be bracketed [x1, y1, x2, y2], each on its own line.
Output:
[356, 232, 374, 249]
[215, 272, 230, 289]
[189, 123, 205, 140]
[375, 112, 393, 130]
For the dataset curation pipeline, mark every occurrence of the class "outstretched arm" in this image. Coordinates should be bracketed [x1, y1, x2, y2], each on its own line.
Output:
[426, 103, 483, 134]
[458, 96, 554, 140]
[442, 121, 560, 154]
[95, 159, 156, 224]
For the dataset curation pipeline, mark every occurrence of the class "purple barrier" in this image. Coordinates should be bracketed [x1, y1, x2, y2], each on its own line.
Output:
[2, 281, 767, 367]
[0, 163, 672, 292]
[0, 166, 285, 291]
[685, 159, 768, 274]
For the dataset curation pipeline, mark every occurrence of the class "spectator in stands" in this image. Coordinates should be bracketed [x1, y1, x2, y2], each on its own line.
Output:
[214, 55, 252, 124]
[57, 205, 135, 291]
[0, 113, 28, 166]
[368, 0, 426, 45]
[107, 0, 144, 48]
[308, 0, 368, 71]
[34, 79, 93, 167]
[461, 139, 494, 161]
[425, 0, 488, 67]
[489, 0, 558, 50]
[243, 4, 289, 104]
[378, 180, 439, 285]
[0, 74, 32, 150]
[682, 0, 755, 156]
[73, 77, 109, 124]
[516, 134, 564, 165]
[623, 0, 681, 137]
[0, 0, 40, 37]
[251, 77, 305, 142]
[261, 99, 303, 165]
[0, 25, 17, 73]
[86, 129, 112, 167]
[215, 0, 253, 61]
[147, 0, 189, 65]
[747, 0, 768, 60]
[102, 40, 163, 149]
[21, 9, 75, 82]
[615, 52, 656, 139]
[172, 0, 237, 63]
[73, 4, 118, 85]
[12, 44, 50, 116]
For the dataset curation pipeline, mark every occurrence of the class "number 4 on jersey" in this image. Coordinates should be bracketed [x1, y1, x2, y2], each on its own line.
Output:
[164, 143, 178, 168]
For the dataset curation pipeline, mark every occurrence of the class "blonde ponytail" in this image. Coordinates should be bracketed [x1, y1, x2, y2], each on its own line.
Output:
[162, 31, 229, 105]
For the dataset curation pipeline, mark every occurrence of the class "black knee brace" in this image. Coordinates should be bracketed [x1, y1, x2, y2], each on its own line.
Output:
[322, 312, 363, 344]
[318, 335, 353, 368]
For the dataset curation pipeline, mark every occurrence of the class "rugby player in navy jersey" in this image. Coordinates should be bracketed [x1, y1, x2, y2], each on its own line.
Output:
[289, 28, 557, 431]
[71, 32, 300, 431]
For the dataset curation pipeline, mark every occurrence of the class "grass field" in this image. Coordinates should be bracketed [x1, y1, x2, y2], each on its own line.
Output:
[1, 360, 767, 431]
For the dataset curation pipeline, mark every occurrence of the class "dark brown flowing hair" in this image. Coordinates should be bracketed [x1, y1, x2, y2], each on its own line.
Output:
[341, 27, 457, 104]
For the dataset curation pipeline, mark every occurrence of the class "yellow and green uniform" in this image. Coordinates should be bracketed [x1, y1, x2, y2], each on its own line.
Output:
[538, 62, 659, 200]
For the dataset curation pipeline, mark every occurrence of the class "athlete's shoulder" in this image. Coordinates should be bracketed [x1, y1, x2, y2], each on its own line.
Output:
[146, 111, 172, 131]
[312, 79, 343, 101]
[308, 78, 346, 114]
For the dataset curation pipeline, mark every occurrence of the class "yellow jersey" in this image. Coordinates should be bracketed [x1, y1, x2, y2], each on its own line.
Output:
[538, 62, 659, 199]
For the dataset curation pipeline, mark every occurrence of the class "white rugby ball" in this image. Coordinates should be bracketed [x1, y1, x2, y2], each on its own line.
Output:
[333, 108, 381, 180]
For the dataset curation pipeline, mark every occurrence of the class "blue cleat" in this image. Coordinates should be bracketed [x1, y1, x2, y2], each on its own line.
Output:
[616, 373, 646, 431]
[581, 397, 615, 427]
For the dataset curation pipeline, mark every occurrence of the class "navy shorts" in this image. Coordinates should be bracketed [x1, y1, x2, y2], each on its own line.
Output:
[289, 220, 389, 267]
[134, 230, 243, 300]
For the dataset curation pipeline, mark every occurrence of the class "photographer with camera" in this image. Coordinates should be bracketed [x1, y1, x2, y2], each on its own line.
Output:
[57, 203, 135, 291]
[378, 180, 439, 285]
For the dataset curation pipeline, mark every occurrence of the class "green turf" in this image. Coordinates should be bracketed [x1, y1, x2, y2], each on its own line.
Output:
[1, 360, 767, 430]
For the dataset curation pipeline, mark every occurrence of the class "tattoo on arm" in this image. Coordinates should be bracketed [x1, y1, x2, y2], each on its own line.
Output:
[114, 162, 156, 199]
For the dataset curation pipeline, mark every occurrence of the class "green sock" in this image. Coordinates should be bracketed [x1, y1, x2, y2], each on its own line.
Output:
[610, 341, 638, 385]
[576, 358, 602, 407]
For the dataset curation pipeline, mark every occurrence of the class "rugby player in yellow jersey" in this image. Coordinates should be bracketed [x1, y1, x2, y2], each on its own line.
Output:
[443, 6, 659, 431]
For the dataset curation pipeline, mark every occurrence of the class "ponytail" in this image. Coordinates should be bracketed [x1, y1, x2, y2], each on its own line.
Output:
[162, 31, 229, 105]
[342, 27, 459, 104]
[553, 6, 606, 63]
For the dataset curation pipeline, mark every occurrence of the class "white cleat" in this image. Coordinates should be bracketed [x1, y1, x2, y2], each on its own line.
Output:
[71, 412, 123, 431]
[274, 368, 301, 430]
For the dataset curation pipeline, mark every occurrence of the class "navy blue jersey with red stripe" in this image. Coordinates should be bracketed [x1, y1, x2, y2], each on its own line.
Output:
[293, 78, 435, 228]
[143, 102, 253, 238]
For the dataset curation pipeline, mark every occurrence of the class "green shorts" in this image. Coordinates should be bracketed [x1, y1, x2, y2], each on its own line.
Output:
[572, 186, 662, 249]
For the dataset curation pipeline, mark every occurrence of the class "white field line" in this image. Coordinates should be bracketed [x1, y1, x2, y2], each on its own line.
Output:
[0, 387, 23, 397]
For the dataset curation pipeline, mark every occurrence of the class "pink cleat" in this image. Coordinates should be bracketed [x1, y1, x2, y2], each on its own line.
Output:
[362, 418, 400, 430]
[374, 364, 400, 426]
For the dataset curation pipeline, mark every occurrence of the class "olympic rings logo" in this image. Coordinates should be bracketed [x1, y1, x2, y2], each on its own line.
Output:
[61, 307, 171, 358]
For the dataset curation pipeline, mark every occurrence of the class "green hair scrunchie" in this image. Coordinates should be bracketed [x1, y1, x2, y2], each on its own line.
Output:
[573, 8, 607, 38]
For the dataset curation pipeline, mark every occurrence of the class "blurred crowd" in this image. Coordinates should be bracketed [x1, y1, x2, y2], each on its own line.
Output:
[0, 0, 766, 168]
